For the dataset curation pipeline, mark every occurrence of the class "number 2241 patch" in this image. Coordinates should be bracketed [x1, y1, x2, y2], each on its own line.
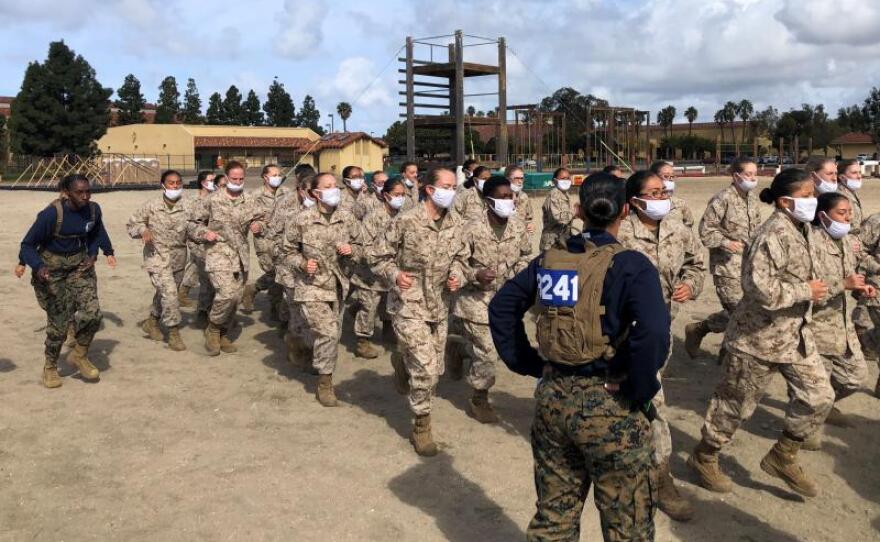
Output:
[536, 268, 579, 307]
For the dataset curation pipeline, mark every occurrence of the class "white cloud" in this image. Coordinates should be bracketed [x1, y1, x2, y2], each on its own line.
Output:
[330, 57, 393, 107]
[274, 0, 328, 59]
[775, 0, 880, 46]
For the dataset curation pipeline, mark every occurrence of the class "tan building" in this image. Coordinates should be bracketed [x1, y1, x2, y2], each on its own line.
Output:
[828, 132, 878, 159]
[97, 124, 387, 173]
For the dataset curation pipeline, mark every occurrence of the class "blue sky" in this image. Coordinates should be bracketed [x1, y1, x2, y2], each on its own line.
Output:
[2, 0, 880, 136]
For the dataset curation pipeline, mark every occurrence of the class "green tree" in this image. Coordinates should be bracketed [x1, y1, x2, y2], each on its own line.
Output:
[0, 116, 8, 171]
[263, 78, 296, 127]
[9, 40, 111, 157]
[115, 73, 146, 125]
[864, 87, 880, 153]
[336, 101, 352, 132]
[539, 87, 610, 153]
[154, 76, 180, 124]
[466, 105, 476, 117]
[838, 104, 870, 133]
[737, 99, 754, 145]
[713, 109, 726, 144]
[753, 106, 779, 139]
[297, 94, 323, 134]
[221, 85, 243, 125]
[722, 101, 738, 145]
[684, 106, 698, 135]
[206, 92, 223, 124]
[181, 78, 203, 124]
[242, 89, 264, 126]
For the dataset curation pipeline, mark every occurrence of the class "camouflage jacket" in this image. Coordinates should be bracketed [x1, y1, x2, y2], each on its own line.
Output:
[617, 211, 705, 312]
[513, 190, 535, 229]
[358, 189, 385, 221]
[698, 184, 763, 279]
[724, 210, 816, 364]
[187, 190, 265, 273]
[185, 194, 211, 261]
[855, 212, 880, 307]
[540, 187, 576, 251]
[127, 195, 190, 273]
[251, 185, 290, 258]
[453, 185, 486, 223]
[807, 225, 861, 357]
[277, 206, 361, 302]
[340, 185, 367, 219]
[371, 203, 468, 322]
[837, 183, 863, 234]
[453, 215, 532, 324]
[669, 195, 695, 228]
[351, 203, 400, 291]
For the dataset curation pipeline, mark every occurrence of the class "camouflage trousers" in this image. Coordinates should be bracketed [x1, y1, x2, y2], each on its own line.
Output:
[32, 251, 103, 364]
[353, 287, 389, 338]
[283, 287, 312, 343]
[820, 353, 867, 401]
[393, 316, 448, 416]
[461, 319, 498, 391]
[148, 267, 185, 328]
[852, 305, 880, 366]
[702, 349, 834, 448]
[295, 293, 343, 375]
[181, 255, 200, 288]
[704, 276, 742, 334]
[528, 373, 657, 542]
[182, 254, 215, 312]
[207, 268, 247, 328]
[254, 253, 284, 310]
[650, 370, 672, 466]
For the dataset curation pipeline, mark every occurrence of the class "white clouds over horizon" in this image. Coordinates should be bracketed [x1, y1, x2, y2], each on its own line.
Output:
[2, 0, 880, 135]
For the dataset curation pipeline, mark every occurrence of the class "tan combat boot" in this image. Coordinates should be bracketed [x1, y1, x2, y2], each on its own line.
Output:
[355, 337, 380, 359]
[240, 284, 256, 312]
[760, 435, 818, 497]
[68, 343, 100, 381]
[390, 352, 410, 395]
[467, 389, 499, 424]
[42, 359, 62, 389]
[316, 374, 338, 407]
[177, 286, 194, 308]
[141, 316, 164, 342]
[219, 331, 237, 353]
[167, 326, 187, 351]
[684, 321, 709, 359]
[687, 440, 733, 493]
[657, 461, 694, 522]
[411, 414, 438, 457]
[204, 323, 221, 356]
[445, 342, 465, 381]
[64, 322, 77, 348]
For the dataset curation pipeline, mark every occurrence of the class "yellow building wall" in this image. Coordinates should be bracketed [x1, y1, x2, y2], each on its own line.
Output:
[184, 125, 320, 142]
[828, 143, 877, 159]
[316, 140, 386, 175]
[98, 124, 194, 159]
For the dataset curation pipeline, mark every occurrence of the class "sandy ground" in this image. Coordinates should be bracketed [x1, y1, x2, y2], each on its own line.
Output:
[0, 177, 878, 542]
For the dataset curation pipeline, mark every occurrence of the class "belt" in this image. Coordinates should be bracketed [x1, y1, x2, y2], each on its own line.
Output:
[545, 361, 606, 379]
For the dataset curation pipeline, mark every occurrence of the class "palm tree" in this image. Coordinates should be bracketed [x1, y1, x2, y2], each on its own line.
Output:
[714, 109, 726, 144]
[723, 101, 738, 145]
[336, 102, 352, 132]
[737, 99, 754, 147]
[685, 106, 698, 135]
[467, 105, 476, 117]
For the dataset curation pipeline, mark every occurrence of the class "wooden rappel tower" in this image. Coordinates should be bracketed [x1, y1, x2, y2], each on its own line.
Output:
[400, 30, 508, 165]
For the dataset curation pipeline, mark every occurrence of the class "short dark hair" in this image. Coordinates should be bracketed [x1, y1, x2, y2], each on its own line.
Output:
[382, 177, 405, 195]
[400, 161, 417, 173]
[225, 160, 245, 175]
[649, 160, 672, 175]
[463, 159, 478, 170]
[482, 177, 511, 198]
[837, 159, 860, 176]
[579, 172, 625, 228]
[759, 168, 811, 205]
[310, 172, 336, 190]
[261, 164, 279, 177]
[197, 170, 214, 182]
[553, 167, 570, 178]
[625, 170, 658, 201]
[160, 169, 182, 185]
[602, 165, 622, 174]
[812, 192, 849, 226]
[60, 174, 90, 192]
[729, 157, 756, 175]
[294, 163, 315, 178]
[342, 165, 362, 179]
[422, 167, 452, 187]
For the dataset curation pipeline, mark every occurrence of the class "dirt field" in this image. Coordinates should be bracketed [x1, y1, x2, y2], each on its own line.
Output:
[1, 177, 878, 541]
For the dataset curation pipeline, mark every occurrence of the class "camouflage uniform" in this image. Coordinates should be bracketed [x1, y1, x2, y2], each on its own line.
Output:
[529, 374, 657, 542]
[268, 192, 310, 343]
[181, 195, 216, 312]
[854, 212, 880, 364]
[372, 204, 469, 415]
[351, 201, 399, 339]
[126, 196, 190, 328]
[807, 225, 867, 400]
[403, 181, 419, 210]
[453, 185, 486, 223]
[339, 184, 367, 219]
[698, 185, 763, 332]
[618, 210, 705, 465]
[540, 187, 576, 251]
[454, 216, 531, 390]
[251, 185, 290, 309]
[513, 190, 535, 234]
[837, 183, 863, 234]
[277, 206, 361, 374]
[702, 210, 834, 448]
[187, 191, 264, 328]
[669, 195, 695, 228]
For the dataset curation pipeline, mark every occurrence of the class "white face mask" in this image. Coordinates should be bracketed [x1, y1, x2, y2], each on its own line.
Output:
[226, 182, 244, 193]
[662, 179, 676, 193]
[267, 176, 284, 188]
[317, 187, 341, 208]
[203, 181, 216, 192]
[510, 183, 523, 193]
[302, 195, 316, 208]
[821, 211, 851, 239]
[404, 178, 414, 188]
[844, 177, 862, 191]
[636, 198, 672, 221]
[346, 178, 365, 191]
[783, 196, 817, 223]
[429, 186, 456, 208]
[736, 174, 757, 192]
[556, 179, 572, 192]
[488, 197, 516, 219]
[387, 195, 405, 210]
[164, 187, 183, 201]
[373, 182, 385, 193]
[814, 173, 837, 194]
[477, 178, 486, 192]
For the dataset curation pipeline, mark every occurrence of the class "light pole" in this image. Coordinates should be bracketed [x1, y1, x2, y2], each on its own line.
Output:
[329, 113, 335, 133]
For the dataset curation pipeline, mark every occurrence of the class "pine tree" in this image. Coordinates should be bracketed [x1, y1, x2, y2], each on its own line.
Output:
[263, 78, 295, 127]
[298, 94, 323, 134]
[206, 92, 223, 124]
[336, 101, 352, 132]
[9, 40, 111, 157]
[181, 78, 203, 124]
[0, 115, 8, 171]
[221, 85, 243, 125]
[115, 74, 146, 125]
[242, 90, 264, 126]
[154, 76, 180, 124]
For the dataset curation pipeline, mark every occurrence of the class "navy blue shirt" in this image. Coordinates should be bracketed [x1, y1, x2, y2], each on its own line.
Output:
[488, 229, 670, 405]
[19, 201, 113, 271]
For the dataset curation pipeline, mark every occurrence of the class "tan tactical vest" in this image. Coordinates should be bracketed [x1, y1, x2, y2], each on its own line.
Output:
[535, 242, 626, 366]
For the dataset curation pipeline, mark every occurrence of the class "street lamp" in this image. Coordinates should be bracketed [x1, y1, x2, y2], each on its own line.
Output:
[329, 113, 335, 133]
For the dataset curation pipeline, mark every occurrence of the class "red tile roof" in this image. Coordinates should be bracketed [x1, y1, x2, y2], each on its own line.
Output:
[317, 131, 387, 149]
[194, 136, 314, 149]
[831, 132, 874, 145]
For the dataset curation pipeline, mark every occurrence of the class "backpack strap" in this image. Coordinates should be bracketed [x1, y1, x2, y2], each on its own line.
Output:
[52, 199, 64, 238]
